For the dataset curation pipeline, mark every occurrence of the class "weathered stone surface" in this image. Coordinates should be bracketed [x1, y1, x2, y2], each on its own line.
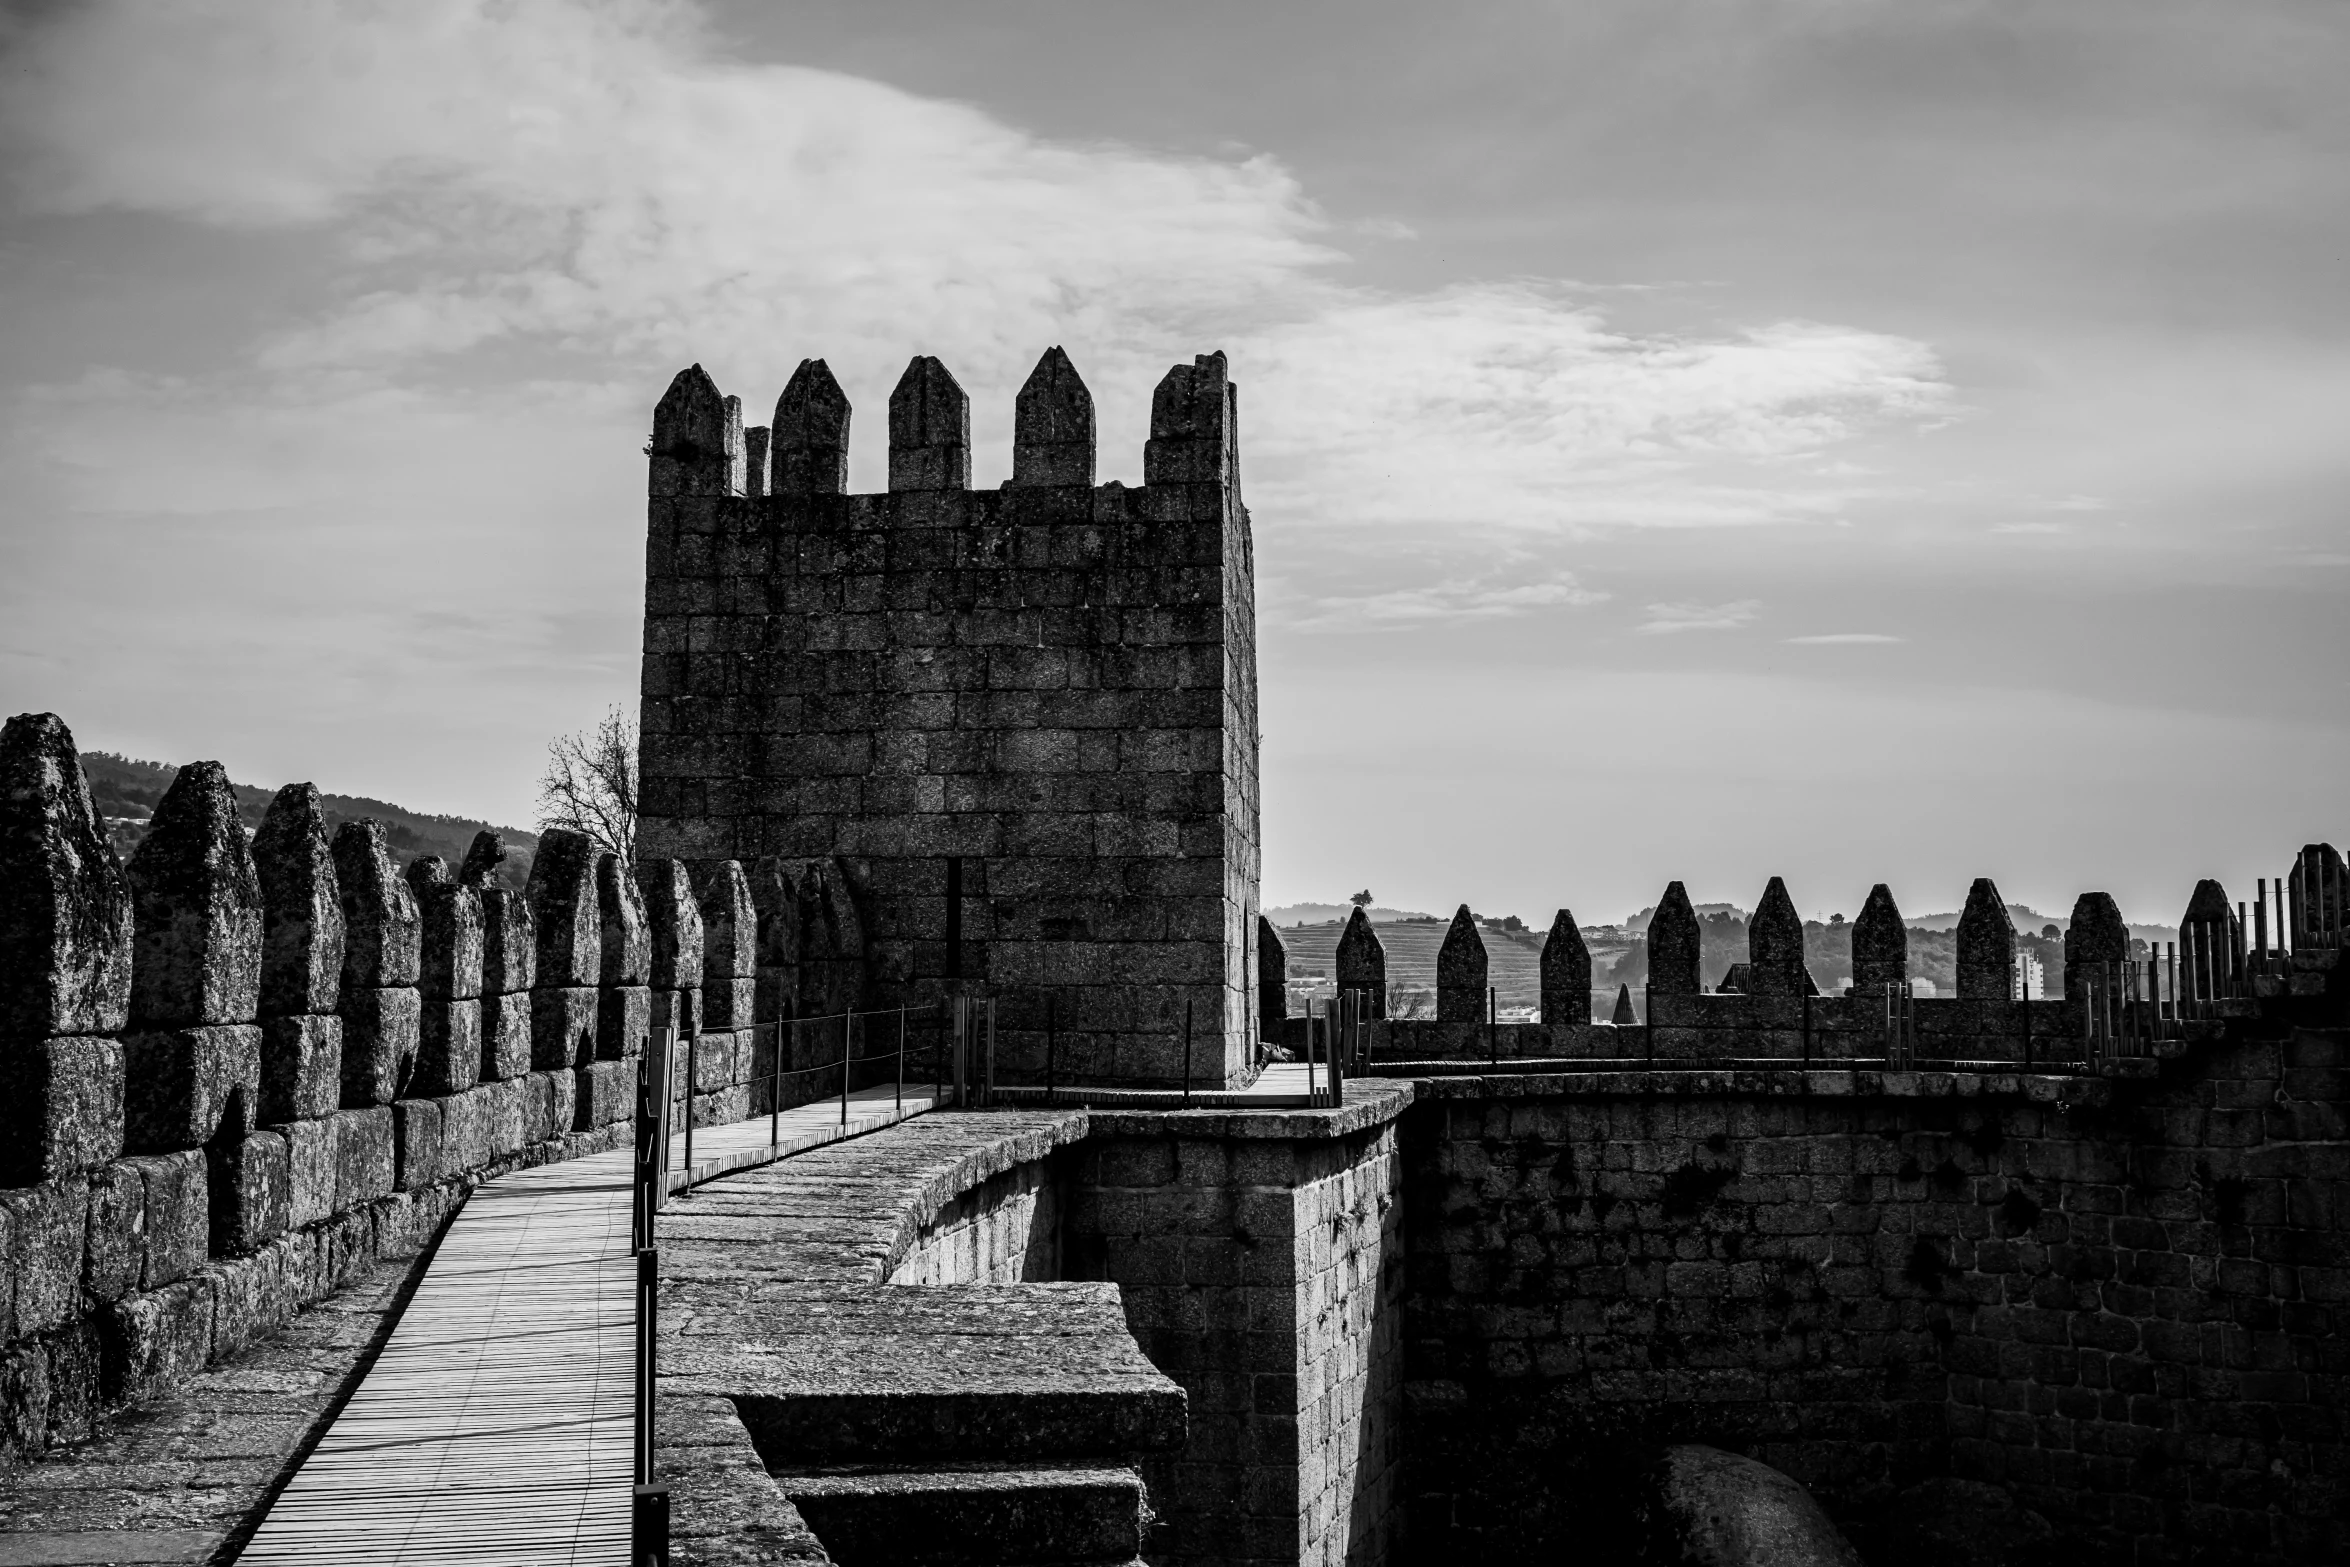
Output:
[392, 1098, 443, 1190]
[1955, 877, 2015, 1000]
[82, 1160, 145, 1305]
[1851, 882, 1906, 998]
[1648, 882, 1702, 995]
[331, 819, 420, 990]
[772, 359, 850, 496]
[122, 1150, 206, 1289]
[331, 1107, 394, 1211]
[1336, 907, 1388, 1020]
[532, 984, 599, 1070]
[258, 1013, 341, 1123]
[644, 857, 704, 992]
[574, 1059, 633, 1130]
[2062, 891, 2128, 997]
[340, 985, 419, 1107]
[795, 858, 867, 1018]
[1436, 906, 1487, 1024]
[478, 885, 535, 995]
[122, 1023, 260, 1152]
[0, 711, 132, 1040]
[523, 1068, 576, 1144]
[1643, 1445, 1863, 1567]
[125, 761, 262, 1030]
[1540, 910, 1591, 1026]
[700, 977, 757, 1034]
[279, 1114, 335, 1228]
[1144, 350, 1234, 485]
[528, 828, 602, 989]
[655, 985, 697, 1037]
[2180, 876, 2241, 999]
[1012, 346, 1096, 487]
[887, 355, 970, 491]
[1748, 877, 1809, 997]
[2287, 842, 2345, 953]
[102, 1272, 215, 1408]
[651, 363, 742, 498]
[597, 985, 652, 1061]
[458, 828, 510, 890]
[251, 783, 343, 1018]
[480, 989, 533, 1081]
[743, 424, 771, 497]
[0, 1035, 123, 1184]
[414, 998, 482, 1096]
[482, 1075, 525, 1160]
[207, 1129, 289, 1256]
[749, 859, 800, 1025]
[696, 860, 758, 986]
[441, 1084, 493, 1173]
[208, 1229, 304, 1361]
[598, 852, 650, 986]
[1258, 916, 1286, 1036]
[407, 856, 484, 1002]
[0, 1176, 89, 1337]
[1879, 1477, 2055, 1567]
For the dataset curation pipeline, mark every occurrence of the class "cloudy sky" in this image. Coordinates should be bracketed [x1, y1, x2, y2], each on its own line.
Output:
[2, 0, 2343, 926]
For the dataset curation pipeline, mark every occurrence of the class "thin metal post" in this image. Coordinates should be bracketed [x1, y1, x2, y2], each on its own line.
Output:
[1487, 986, 1497, 1067]
[1644, 983, 1653, 1064]
[984, 1000, 997, 1106]
[633, 1234, 668, 1560]
[1336, 992, 1347, 1101]
[841, 1011, 851, 1127]
[634, 1244, 659, 1483]
[682, 1026, 696, 1179]
[1046, 993, 1057, 1105]
[896, 1007, 906, 1116]
[2256, 880, 2270, 975]
[1182, 999, 1194, 1106]
[1801, 986, 1811, 1065]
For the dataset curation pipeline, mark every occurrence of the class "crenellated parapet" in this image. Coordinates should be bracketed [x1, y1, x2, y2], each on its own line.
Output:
[0, 713, 656, 1459]
[636, 347, 1261, 1090]
[1364, 864, 2342, 1068]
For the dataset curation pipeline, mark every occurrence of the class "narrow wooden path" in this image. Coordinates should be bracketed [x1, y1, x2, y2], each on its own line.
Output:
[238, 1082, 933, 1566]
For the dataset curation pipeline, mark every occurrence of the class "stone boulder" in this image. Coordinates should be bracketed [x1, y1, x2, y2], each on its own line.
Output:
[1641, 1445, 1862, 1567]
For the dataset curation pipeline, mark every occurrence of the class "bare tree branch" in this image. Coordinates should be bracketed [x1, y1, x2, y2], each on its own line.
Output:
[537, 706, 637, 860]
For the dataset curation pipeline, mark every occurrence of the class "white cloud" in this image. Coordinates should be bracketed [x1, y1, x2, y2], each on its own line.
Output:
[1275, 571, 1607, 632]
[1, 0, 1950, 540]
[1786, 632, 1903, 645]
[1637, 599, 1760, 635]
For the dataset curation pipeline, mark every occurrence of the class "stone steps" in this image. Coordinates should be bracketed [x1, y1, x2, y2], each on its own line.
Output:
[780, 1462, 1149, 1567]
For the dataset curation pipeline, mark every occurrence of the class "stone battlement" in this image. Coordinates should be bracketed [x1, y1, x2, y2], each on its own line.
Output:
[0, 711, 804, 1458]
[637, 349, 1262, 1092]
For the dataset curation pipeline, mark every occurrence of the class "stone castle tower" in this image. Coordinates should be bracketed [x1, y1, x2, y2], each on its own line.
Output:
[634, 348, 1260, 1086]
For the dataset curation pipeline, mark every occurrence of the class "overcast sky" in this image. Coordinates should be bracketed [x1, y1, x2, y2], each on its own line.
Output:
[2, 0, 2343, 925]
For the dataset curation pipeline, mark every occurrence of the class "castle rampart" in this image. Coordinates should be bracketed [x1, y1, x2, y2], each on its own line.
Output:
[636, 348, 1262, 1090]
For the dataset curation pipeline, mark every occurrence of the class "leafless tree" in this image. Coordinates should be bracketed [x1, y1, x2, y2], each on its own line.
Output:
[537, 706, 637, 860]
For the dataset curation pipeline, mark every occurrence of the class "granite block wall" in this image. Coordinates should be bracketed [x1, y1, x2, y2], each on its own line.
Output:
[1063, 1097, 1408, 1567]
[636, 348, 1261, 1090]
[0, 714, 637, 1458]
[1396, 1015, 2350, 1566]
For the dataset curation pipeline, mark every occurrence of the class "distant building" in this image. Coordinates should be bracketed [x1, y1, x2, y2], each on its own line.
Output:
[2014, 952, 2045, 1000]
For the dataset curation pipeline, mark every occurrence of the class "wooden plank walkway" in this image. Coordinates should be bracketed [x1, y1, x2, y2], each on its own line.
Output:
[239, 1082, 933, 1566]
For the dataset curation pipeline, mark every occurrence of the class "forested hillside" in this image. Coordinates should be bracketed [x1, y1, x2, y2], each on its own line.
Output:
[82, 752, 536, 891]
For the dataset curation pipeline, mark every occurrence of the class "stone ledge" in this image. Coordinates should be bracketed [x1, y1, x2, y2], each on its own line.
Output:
[1083, 1080, 1412, 1142]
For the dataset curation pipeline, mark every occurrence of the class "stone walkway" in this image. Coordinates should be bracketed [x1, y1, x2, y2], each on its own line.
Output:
[235, 1084, 933, 1567]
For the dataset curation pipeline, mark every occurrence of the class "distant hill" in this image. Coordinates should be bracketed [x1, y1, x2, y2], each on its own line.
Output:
[82, 752, 537, 892]
[1265, 902, 1439, 926]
